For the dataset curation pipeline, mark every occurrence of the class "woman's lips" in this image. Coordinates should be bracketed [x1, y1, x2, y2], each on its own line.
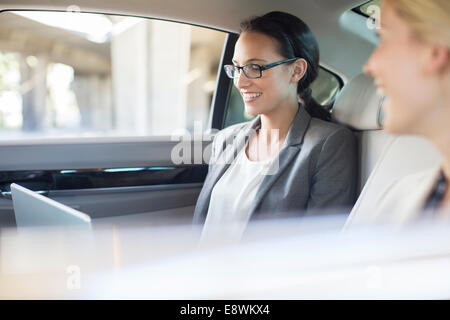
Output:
[376, 87, 386, 97]
[242, 92, 262, 103]
[374, 81, 387, 97]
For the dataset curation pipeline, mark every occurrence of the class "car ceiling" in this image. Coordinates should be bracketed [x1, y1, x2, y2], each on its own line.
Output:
[0, 0, 376, 79]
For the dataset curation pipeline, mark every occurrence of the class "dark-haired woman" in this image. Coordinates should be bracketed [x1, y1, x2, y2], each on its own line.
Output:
[194, 11, 357, 239]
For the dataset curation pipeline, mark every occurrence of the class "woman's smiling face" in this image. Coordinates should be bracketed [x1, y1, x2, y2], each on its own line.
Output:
[232, 31, 299, 116]
[363, 1, 446, 135]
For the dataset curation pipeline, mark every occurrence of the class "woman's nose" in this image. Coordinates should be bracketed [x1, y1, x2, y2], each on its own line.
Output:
[235, 69, 250, 88]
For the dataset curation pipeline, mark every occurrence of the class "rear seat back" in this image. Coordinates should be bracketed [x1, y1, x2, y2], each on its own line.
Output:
[333, 73, 441, 212]
[333, 73, 393, 192]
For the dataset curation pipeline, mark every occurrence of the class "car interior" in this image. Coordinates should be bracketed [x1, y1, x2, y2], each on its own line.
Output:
[0, 0, 443, 229]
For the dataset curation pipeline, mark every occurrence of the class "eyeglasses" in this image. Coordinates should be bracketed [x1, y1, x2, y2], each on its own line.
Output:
[224, 57, 298, 79]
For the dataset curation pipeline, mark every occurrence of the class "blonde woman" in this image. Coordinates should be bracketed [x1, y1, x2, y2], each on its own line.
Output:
[346, 0, 450, 226]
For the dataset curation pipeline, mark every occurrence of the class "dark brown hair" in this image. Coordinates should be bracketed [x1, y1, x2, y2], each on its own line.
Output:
[240, 11, 330, 121]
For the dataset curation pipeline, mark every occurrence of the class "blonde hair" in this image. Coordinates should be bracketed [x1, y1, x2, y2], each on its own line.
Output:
[385, 0, 450, 48]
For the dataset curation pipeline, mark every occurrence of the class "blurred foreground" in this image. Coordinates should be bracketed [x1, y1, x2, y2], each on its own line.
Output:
[1, 213, 450, 299]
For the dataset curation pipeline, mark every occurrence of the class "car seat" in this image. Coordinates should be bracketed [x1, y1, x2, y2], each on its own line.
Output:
[332, 73, 442, 216]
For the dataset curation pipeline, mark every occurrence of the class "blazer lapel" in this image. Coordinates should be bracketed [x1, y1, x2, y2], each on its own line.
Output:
[396, 166, 443, 223]
[248, 105, 311, 217]
[197, 116, 262, 218]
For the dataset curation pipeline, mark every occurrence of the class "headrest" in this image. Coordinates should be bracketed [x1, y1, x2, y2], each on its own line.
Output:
[332, 73, 385, 130]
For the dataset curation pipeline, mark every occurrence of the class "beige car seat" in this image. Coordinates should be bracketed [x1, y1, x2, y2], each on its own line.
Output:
[333, 73, 441, 216]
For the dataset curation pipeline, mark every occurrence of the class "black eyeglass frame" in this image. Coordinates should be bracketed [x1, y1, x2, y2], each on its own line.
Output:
[224, 57, 299, 79]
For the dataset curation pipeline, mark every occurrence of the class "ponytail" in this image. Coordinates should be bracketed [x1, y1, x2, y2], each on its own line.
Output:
[298, 87, 331, 121]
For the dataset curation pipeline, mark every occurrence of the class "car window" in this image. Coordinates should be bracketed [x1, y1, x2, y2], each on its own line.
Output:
[354, 0, 382, 17]
[222, 67, 343, 128]
[0, 10, 227, 140]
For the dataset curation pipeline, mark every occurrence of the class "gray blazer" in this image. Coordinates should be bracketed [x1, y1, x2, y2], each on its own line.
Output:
[193, 105, 357, 224]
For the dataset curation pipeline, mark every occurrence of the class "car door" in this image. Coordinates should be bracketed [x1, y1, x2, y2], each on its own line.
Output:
[0, 10, 238, 227]
[0, 9, 344, 228]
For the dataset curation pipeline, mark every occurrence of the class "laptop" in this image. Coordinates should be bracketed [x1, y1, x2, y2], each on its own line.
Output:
[10, 183, 92, 227]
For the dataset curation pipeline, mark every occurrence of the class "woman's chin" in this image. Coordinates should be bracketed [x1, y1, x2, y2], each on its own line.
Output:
[382, 119, 399, 134]
[244, 104, 260, 116]
[382, 100, 409, 134]
[382, 113, 411, 135]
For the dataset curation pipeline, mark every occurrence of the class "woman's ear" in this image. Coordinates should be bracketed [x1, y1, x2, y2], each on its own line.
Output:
[425, 45, 449, 75]
[291, 58, 308, 83]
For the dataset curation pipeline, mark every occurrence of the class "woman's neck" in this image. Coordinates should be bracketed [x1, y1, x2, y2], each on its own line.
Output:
[259, 102, 299, 142]
[426, 92, 450, 181]
[433, 136, 450, 181]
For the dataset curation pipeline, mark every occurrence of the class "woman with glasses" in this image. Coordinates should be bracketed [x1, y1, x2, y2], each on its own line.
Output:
[345, 0, 450, 227]
[193, 11, 357, 241]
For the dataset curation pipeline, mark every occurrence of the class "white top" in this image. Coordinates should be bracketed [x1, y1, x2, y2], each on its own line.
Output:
[200, 143, 274, 246]
[344, 165, 445, 230]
